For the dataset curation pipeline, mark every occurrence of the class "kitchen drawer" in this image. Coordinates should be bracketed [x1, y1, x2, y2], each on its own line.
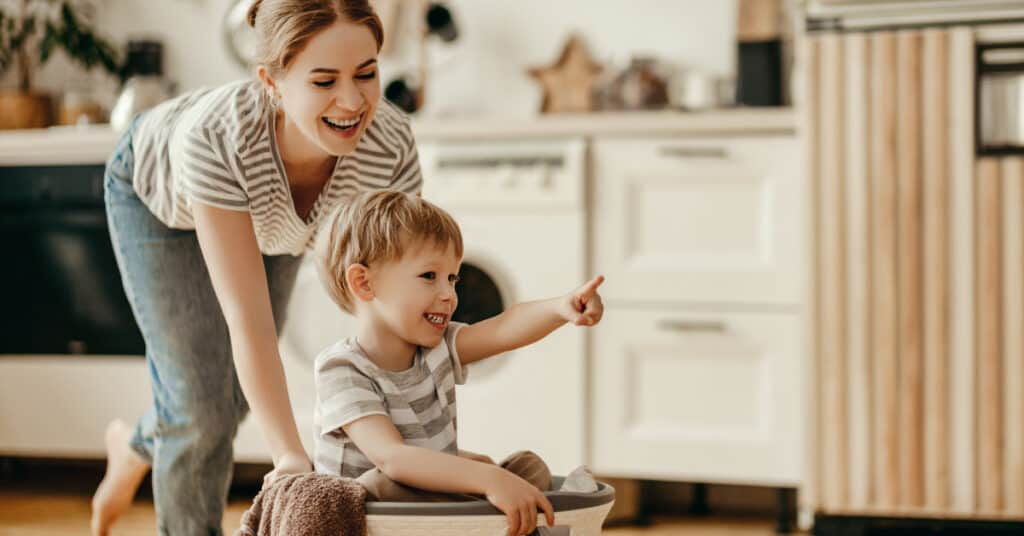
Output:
[590, 307, 802, 486]
[592, 136, 803, 305]
[0, 352, 317, 462]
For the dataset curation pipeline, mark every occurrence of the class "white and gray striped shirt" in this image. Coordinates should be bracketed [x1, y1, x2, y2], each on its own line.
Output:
[313, 322, 467, 478]
[130, 79, 422, 256]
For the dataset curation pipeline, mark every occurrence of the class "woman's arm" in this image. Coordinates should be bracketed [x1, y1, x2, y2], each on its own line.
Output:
[344, 415, 554, 535]
[456, 275, 605, 365]
[192, 202, 308, 475]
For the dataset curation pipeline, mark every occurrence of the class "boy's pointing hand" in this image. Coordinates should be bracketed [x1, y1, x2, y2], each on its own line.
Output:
[562, 275, 605, 327]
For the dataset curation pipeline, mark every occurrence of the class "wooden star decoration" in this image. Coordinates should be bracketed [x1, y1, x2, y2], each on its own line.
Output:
[528, 35, 603, 114]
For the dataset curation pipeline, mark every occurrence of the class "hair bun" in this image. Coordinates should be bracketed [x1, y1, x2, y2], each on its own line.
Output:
[246, 0, 264, 28]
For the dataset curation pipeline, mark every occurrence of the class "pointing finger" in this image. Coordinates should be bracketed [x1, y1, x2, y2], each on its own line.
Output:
[577, 275, 605, 303]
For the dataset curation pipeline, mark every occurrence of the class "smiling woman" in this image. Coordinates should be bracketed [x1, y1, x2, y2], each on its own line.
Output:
[89, 2, 424, 535]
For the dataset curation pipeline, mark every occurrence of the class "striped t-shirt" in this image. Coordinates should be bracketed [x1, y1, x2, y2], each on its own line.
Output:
[313, 323, 467, 478]
[129, 79, 422, 256]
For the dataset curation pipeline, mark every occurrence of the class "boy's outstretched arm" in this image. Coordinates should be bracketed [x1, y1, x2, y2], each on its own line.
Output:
[456, 275, 605, 365]
[343, 415, 554, 535]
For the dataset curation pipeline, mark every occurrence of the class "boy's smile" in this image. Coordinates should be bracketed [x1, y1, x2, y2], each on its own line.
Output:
[424, 312, 449, 330]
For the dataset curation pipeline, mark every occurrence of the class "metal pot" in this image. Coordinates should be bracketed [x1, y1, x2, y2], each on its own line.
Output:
[670, 70, 735, 111]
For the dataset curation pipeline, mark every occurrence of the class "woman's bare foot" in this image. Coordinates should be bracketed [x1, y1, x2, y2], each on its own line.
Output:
[90, 419, 150, 536]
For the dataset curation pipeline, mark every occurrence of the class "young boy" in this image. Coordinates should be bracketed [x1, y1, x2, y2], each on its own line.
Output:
[312, 190, 604, 536]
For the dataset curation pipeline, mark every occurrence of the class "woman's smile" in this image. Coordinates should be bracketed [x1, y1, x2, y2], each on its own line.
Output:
[321, 112, 365, 138]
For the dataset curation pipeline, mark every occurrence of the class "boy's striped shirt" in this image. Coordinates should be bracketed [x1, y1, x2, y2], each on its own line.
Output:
[313, 322, 467, 478]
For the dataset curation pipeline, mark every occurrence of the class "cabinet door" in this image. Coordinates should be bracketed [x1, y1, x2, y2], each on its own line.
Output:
[590, 308, 802, 486]
[592, 136, 803, 305]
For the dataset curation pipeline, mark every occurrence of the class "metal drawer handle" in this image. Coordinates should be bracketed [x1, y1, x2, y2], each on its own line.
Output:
[437, 156, 564, 169]
[657, 319, 727, 332]
[982, 47, 1024, 66]
[658, 146, 729, 159]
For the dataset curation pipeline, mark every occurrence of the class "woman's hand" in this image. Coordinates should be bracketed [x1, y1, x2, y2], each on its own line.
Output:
[483, 466, 555, 536]
[559, 275, 605, 326]
[263, 450, 312, 487]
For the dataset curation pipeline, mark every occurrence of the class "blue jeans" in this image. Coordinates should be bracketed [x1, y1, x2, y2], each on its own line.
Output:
[104, 119, 303, 535]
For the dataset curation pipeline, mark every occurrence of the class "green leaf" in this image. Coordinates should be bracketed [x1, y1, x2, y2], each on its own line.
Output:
[0, 0, 125, 83]
[61, 2, 74, 28]
[11, 16, 36, 50]
[39, 23, 56, 63]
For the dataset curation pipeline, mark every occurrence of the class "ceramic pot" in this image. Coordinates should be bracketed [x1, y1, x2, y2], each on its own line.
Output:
[0, 90, 53, 129]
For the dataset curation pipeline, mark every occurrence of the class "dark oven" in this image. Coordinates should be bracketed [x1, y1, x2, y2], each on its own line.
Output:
[0, 164, 144, 355]
[977, 41, 1024, 155]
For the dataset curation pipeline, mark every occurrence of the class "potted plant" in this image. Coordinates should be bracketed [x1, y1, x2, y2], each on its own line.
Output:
[0, 0, 120, 129]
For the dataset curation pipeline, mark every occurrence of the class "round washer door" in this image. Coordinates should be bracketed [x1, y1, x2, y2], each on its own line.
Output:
[453, 259, 514, 379]
[452, 262, 504, 323]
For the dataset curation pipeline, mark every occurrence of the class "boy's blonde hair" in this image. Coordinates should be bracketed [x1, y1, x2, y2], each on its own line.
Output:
[316, 190, 464, 313]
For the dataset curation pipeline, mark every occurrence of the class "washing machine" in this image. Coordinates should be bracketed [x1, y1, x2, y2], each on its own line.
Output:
[276, 137, 588, 474]
[418, 138, 588, 474]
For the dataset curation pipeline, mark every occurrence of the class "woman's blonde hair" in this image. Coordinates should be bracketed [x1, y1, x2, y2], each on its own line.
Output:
[317, 190, 464, 313]
[247, 0, 384, 77]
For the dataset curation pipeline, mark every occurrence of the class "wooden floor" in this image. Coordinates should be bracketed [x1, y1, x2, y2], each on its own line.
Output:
[0, 493, 783, 535]
[0, 459, 787, 535]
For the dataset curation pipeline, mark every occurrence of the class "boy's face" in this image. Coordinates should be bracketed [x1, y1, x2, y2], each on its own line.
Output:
[368, 240, 462, 349]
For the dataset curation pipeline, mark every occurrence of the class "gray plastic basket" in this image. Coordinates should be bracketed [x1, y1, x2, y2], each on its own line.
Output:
[364, 477, 616, 535]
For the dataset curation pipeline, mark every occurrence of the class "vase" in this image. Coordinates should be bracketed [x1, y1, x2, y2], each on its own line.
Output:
[0, 90, 53, 129]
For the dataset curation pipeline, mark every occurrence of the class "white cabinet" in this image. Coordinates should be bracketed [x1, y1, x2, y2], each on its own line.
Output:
[592, 136, 803, 305]
[588, 132, 804, 488]
[590, 308, 802, 486]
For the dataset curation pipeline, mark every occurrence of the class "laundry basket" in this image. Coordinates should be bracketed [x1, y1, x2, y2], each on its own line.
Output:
[364, 476, 616, 536]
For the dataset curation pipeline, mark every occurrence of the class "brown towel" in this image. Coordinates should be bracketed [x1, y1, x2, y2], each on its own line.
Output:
[236, 472, 367, 536]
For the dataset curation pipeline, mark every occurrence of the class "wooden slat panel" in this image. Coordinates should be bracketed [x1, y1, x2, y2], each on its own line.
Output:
[804, 34, 823, 516]
[844, 31, 872, 511]
[896, 30, 924, 509]
[869, 30, 900, 510]
[819, 33, 848, 511]
[1002, 157, 1024, 515]
[949, 26, 976, 514]
[921, 27, 950, 512]
[737, 0, 782, 41]
[976, 157, 1003, 513]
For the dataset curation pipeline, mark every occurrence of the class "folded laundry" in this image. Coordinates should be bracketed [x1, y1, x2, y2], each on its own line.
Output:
[559, 465, 599, 493]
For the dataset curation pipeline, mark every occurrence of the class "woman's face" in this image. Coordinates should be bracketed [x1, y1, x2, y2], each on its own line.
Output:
[267, 19, 381, 158]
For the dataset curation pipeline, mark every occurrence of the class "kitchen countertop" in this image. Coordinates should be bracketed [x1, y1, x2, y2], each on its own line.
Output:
[0, 108, 795, 166]
[411, 108, 795, 140]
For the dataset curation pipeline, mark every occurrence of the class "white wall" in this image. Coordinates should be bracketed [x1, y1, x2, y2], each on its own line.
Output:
[16, 0, 736, 118]
[394, 0, 737, 116]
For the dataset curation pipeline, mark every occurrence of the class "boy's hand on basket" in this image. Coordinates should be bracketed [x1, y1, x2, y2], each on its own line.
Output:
[483, 467, 555, 536]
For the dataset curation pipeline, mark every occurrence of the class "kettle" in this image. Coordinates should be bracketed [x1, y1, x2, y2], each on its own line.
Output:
[110, 40, 174, 132]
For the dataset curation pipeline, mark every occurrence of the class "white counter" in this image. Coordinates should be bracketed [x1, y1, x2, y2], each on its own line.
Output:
[0, 125, 122, 166]
[411, 108, 796, 140]
[0, 108, 795, 167]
